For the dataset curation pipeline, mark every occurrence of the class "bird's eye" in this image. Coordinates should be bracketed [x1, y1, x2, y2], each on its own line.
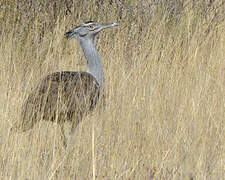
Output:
[87, 25, 95, 29]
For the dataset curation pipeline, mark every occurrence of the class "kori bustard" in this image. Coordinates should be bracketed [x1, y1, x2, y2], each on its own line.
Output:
[11, 21, 119, 147]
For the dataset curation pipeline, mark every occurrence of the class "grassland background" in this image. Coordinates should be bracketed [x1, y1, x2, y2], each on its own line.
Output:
[0, 0, 224, 179]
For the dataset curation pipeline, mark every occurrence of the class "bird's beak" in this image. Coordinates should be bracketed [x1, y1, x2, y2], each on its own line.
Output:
[101, 22, 119, 29]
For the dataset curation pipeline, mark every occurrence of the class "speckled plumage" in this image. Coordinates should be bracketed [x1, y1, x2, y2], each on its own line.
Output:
[11, 21, 118, 148]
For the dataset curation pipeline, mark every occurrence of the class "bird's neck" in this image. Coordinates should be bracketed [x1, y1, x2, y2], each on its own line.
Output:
[78, 38, 105, 87]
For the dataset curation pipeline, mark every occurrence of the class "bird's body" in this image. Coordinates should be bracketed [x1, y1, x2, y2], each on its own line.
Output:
[11, 21, 119, 147]
[20, 71, 100, 131]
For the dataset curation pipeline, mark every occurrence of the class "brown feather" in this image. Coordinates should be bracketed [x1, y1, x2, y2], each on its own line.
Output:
[14, 71, 100, 133]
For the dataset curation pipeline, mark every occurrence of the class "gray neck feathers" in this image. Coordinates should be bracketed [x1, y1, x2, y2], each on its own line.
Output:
[77, 37, 105, 87]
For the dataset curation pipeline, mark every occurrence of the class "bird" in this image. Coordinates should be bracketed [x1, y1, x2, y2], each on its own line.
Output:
[11, 21, 119, 147]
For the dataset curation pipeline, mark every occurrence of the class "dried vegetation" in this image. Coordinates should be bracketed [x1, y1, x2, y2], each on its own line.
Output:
[0, 0, 224, 179]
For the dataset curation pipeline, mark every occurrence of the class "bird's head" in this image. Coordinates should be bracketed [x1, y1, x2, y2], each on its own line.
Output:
[65, 21, 119, 40]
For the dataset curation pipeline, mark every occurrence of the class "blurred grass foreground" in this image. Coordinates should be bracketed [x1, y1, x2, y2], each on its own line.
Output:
[0, 0, 224, 179]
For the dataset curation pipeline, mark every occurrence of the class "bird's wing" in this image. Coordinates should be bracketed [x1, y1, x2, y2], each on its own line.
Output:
[37, 71, 99, 93]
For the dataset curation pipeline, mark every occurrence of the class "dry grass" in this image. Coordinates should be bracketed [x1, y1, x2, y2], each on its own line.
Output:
[0, 0, 224, 179]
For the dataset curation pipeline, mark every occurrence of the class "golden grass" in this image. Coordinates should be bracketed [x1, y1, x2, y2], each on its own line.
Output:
[0, 1, 224, 179]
